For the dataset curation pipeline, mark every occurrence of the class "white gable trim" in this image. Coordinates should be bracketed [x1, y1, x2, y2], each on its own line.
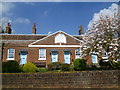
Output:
[29, 31, 82, 45]
[29, 31, 60, 45]
[28, 45, 82, 48]
[61, 31, 82, 42]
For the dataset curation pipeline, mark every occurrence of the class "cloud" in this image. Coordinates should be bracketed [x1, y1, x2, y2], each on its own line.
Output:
[0, 2, 14, 31]
[88, 3, 118, 29]
[0, 17, 12, 30]
[0, 2, 15, 17]
[14, 17, 31, 24]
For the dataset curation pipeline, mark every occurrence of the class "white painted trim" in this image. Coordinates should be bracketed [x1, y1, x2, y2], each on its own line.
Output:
[75, 48, 82, 59]
[7, 58, 15, 60]
[29, 31, 60, 45]
[29, 45, 82, 47]
[38, 58, 46, 60]
[61, 31, 82, 42]
[7, 48, 15, 60]
[29, 31, 83, 45]
[38, 49, 46, 60]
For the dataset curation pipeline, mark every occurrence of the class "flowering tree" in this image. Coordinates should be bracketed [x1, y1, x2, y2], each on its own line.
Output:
[82, 3, 120, 65]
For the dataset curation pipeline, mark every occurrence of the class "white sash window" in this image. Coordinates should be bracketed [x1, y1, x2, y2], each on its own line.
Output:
[39, 49, 46, 60]
[7, 48, 15, 60]
[75, 48, 82, 59]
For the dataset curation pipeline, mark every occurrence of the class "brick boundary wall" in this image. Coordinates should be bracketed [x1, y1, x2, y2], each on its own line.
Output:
[1, 70, 120, 89]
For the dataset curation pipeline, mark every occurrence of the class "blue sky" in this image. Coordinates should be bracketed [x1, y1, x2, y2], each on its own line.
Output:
[2, 2, 117, 35]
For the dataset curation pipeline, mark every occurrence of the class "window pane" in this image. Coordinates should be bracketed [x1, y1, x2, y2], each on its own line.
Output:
[8, 48, 14, 58]
[39, 49, 46, 58]
[76, 48, 82, 59]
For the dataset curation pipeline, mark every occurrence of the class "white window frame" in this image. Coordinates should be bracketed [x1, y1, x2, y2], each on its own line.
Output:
[7, 48, 15, 60]
[75, 48, 82, 59]
[38, 49, 46, 60]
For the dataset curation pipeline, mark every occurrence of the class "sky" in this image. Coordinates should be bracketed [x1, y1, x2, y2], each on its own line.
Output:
[1, 2, 118, 35]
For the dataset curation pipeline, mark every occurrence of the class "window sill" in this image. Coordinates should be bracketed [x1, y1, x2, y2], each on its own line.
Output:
[38, 58, 46, 60]
[7, 58, 15, 60]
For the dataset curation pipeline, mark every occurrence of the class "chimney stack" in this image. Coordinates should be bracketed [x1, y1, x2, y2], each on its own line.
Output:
[79, 25, 84, 35]
[32, 23, 36, 34]
[6, 23, 12, 34]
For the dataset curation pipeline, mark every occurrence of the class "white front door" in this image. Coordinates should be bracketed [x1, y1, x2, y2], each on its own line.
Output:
[20, 52, 27, 65]
[64, 51, 70, 64]
[51, 51, 58, 62]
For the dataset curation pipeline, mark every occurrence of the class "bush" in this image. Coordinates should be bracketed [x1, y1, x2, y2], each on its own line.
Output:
[22, 62, 38, 73]
[47, 63, 54, 71]
[2, 62, 7, 73]
[111, 61, 120, 70]
[99, 60, 115, 70]
[38, 68, 48, 72]
[73, 59, 86, 71]
[70, 64, 74, 71]
[61, 64, 70, 71]
[88, 65, 98, 70]
[47, 62, 61, 71]
[4, 60, 21, 73]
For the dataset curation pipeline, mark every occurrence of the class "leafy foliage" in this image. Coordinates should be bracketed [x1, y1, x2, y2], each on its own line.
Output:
[38, 68, 48, 72]
[73, 59, 86, 71]
[2, 62, 7, 73]
[22, 62, 38, 73]
[47, 62, 61, 71]
[61, 64, 70, 71]
[3, 60, 21, 73]
[83, 4, 120, 65]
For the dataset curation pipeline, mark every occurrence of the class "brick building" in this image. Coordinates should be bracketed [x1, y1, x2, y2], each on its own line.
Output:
[1, 23, 99, 67]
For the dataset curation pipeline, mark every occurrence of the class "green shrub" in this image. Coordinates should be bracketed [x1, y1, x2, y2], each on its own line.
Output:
[38, 68, 48, 72]
[117, 61, 120, 70]
[112, 61, 120, 70]
[5, 60, 20, 73]
[88, 65, 98, 70]
[70, 64, 74, 71]
[99, 60, 111, 67]
[22, 62, 38, 73]
[73, 59, 86, 71]
[47, 62, 61, 71]
[47, 63, 54, 71]
[61, 64, 70, 71]
[2, 62, 7, 73]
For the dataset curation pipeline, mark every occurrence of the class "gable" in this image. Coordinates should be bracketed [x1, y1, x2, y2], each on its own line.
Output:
[29, 31, 82, 46]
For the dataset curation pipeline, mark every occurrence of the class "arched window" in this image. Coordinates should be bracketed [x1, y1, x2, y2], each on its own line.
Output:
[55, 33, 66, 43]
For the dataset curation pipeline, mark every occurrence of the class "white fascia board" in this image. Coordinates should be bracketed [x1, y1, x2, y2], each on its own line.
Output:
[29, 30, 83, 45]
[28, 45, 82, 48]
[29, 31, 60, 45]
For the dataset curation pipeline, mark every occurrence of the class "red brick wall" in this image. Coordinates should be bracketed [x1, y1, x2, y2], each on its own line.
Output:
[3, 46, 100, 65]
[2, 70, 120, 88]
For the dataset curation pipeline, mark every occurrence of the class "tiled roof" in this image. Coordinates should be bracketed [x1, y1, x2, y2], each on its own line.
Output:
[2, 34, 82, 40]
[3, 41, 35, 47]
[2, 34, 47, 40]
[1, 34, 83, 47]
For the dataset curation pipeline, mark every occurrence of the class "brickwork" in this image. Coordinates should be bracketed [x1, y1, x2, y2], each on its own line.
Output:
[2, 70, 120, 88]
